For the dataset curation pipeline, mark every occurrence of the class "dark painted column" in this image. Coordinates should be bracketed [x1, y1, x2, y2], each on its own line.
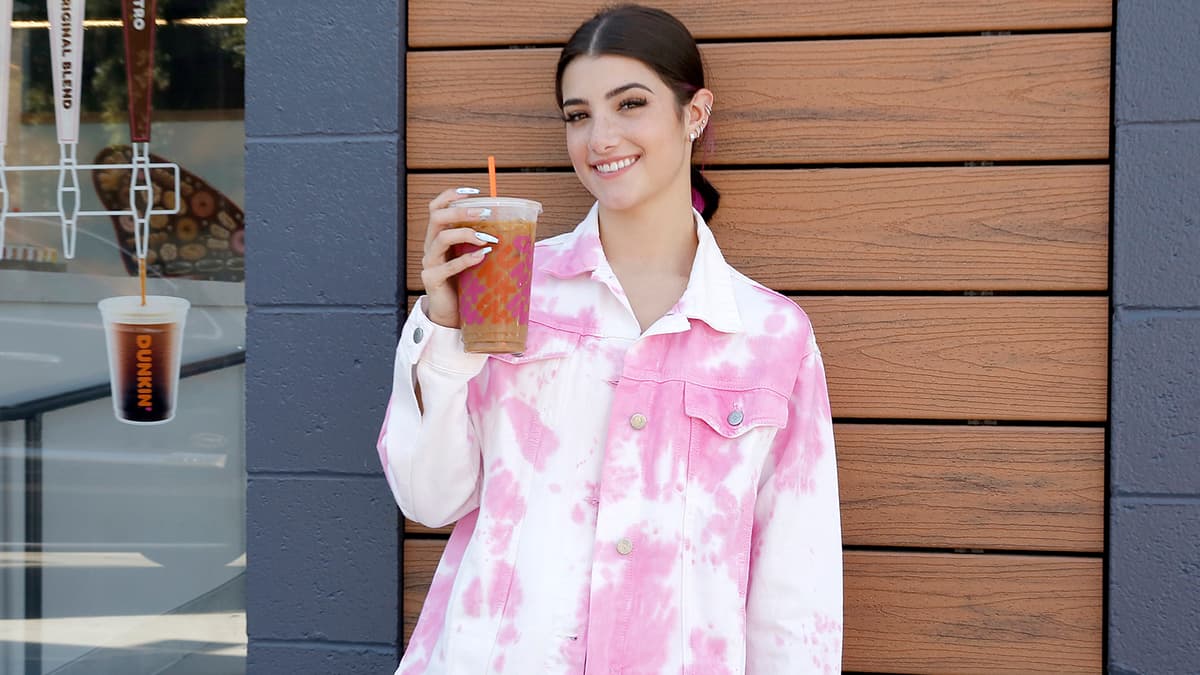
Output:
[1110, 1, 1200, 672]
[244, 1, 404, 672]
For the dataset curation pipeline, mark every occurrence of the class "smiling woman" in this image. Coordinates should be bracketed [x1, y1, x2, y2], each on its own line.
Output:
[379, 5, 842, 674]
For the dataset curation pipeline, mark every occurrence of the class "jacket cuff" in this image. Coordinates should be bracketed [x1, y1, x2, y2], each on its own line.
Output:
[399, 296, 488, 375]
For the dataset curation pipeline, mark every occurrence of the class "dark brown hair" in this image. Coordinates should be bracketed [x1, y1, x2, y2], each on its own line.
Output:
[556, 4, 720, 220]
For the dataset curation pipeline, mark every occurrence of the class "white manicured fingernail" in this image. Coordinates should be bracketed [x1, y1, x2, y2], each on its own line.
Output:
[456, 187, 480, 195]
[475, 232, 500, 244]
[477, 246, 493, 256]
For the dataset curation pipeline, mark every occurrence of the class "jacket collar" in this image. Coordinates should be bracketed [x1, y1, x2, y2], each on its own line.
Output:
[543, 202, 742, 334]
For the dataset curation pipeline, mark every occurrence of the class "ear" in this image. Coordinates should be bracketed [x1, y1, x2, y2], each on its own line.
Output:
[686, 88, 715, 129]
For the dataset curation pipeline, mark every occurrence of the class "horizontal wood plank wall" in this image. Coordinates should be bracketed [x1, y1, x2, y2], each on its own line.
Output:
[411, 1, 1111, 45]
[402, 2, 1110, 672]
[408, 166, 1110, 291]
[409, 35, 1111, 168]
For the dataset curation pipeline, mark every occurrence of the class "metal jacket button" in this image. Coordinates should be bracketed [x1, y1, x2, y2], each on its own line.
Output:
[616, 538, 634, 555]
[630, 413, 647, 430]
[412, 326, 424, 344]
[727, 409, 744, 426]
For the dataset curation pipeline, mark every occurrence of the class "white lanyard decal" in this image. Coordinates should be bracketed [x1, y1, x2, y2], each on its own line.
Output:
[47, 0, 84, 143]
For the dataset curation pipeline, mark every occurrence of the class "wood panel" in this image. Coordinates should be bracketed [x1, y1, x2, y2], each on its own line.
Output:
[407, 34, 1110, 168]
[844, 552, 1102, 673]
[408, 425, 1099, 552]
[406, 425, 1103, 551]
[804, 296, 1108, 421]
[402, 295, 1107, 421]
[837, 425, 1103, 551]
[411, 0, 1112, 47]
[407, 165, 1109, 292]
[402, 541, 1101, 673]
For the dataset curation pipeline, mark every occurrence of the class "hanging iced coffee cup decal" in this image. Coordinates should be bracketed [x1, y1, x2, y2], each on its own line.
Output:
[0, 0, 14, 257]
[47, 0, 84, 258]
[98, 0, 190, 425]
[98, 295, 189, 425]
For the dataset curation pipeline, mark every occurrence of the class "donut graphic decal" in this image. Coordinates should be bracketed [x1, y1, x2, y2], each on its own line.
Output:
[93, 145, 245, 282]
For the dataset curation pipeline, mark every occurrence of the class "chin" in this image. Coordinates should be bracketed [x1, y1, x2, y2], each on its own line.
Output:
[593, 190, 646, 214]
[582, 179, 644, 212]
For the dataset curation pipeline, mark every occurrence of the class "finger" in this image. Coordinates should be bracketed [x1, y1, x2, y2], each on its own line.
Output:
[424, 208, 495, 255]
[428, 186, 482, 214]
[425, 227, 498, 266]
[422, 247, 491, 288]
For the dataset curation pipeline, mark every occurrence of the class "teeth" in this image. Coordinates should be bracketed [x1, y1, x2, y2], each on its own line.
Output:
[596, 157, 636, 174]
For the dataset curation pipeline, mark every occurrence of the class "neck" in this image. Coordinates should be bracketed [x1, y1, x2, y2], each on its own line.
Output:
[597, 177, 698, 278]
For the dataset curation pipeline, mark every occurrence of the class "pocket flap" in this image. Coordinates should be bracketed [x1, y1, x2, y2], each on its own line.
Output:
[683, 382, 789, 438]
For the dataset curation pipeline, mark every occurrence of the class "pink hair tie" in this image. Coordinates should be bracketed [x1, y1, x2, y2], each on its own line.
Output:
[691, 186, 706, 214]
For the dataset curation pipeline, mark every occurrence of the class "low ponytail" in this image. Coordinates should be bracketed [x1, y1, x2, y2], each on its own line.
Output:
[690, 166, 720, 222]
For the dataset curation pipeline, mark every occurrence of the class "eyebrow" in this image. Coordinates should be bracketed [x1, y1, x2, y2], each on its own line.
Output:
[561, 82, 654, 108]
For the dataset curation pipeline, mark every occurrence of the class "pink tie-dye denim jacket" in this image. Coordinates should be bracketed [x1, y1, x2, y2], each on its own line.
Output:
[378, 204, 843, 674]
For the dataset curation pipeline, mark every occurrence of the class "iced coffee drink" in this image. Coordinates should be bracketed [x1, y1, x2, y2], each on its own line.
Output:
[449, 197, 542, 354]
[98, 295, 190, 424]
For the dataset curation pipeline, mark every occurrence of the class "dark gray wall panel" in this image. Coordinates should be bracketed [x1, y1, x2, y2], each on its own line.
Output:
[246, 0, 404, 671]
[1111, 0, 1200, 672]
[246, 311, 397, 474]
[245, 140, 400, 307]
[246, 477, 398, 644]
[1109, 502, 1200, 674]
[1111, 314, 1200, 494]
[1112, 125, 1200, 309]
[1115, 0, 1200, 123]
[246, 0, 400, 136]
[248, 642, 398, 675]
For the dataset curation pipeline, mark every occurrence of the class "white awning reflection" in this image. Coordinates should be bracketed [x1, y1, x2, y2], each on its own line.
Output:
[0, 610, 246, 654]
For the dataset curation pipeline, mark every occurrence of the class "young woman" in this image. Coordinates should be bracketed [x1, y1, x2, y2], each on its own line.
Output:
[378, 5, 842, 673]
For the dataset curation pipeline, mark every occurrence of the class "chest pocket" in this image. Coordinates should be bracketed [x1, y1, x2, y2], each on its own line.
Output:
[683, 382, 789, 439]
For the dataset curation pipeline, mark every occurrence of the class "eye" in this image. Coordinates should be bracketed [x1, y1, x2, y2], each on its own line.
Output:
[562, 110, 588, 123]
[618, 97, 647, 111]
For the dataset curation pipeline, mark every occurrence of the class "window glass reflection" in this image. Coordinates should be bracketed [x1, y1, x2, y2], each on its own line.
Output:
[0, 2, 246, 673]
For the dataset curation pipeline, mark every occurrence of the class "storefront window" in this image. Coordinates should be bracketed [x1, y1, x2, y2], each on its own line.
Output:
[0, 1, 246, 673]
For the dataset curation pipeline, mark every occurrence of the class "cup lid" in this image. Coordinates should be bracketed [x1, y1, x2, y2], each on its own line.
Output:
[450, 196, 543, 213]
[98, 295, 190, 323]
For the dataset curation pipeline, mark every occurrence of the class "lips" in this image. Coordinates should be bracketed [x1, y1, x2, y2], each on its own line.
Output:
[592, 155, 639, 175]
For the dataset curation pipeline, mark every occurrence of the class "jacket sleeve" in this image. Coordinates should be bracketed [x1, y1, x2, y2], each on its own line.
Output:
[745, 348, 843, 674]
[375, 297, 488, 528]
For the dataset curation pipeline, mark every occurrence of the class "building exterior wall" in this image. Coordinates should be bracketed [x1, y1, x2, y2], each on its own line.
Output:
[1109, 1, 1200, 672]
[242, 0, 1200, 673]
[244, 1, 404, 671]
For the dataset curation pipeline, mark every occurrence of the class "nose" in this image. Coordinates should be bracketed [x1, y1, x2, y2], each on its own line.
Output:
[588, 113, 619, 154]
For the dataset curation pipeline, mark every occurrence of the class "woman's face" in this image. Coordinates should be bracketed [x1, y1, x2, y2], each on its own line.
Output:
[560, 54, 696, 215]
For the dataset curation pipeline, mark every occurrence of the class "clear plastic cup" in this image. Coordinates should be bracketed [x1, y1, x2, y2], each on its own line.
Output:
[449, 197, 542, 353]
[98, 295, 190, 425]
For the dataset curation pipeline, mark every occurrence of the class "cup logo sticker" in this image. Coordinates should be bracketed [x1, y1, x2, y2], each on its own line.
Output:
[457, 233, 534, 326]
[135, 333, 153, 410]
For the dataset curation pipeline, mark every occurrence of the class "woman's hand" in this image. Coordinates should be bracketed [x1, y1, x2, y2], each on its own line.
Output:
[421, 188, 498, 328]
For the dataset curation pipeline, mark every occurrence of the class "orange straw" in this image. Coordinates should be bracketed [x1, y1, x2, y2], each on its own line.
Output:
[138, 258, 147, 306]
[487, 156, 497, 198]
